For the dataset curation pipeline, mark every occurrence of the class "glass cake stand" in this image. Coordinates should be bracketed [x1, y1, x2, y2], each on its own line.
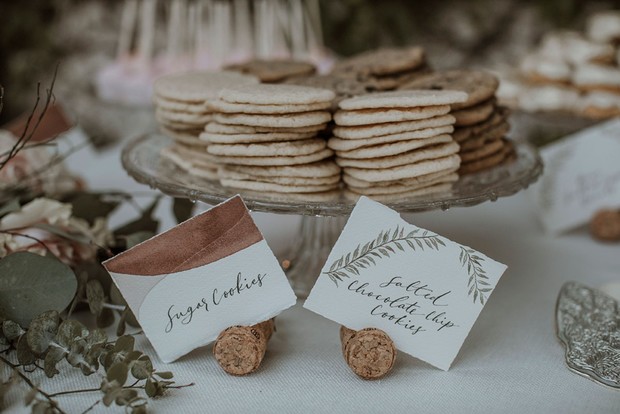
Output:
[121, 133, 543, 296]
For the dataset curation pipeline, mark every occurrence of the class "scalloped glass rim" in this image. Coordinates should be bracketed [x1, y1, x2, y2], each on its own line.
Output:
[121, 133, 543, 216]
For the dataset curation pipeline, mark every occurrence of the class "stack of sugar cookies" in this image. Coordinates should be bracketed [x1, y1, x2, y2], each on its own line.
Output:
[154, 71, 259, 178]
[330, 47, 432, 92]
[329, 90, 468, 200]
[401, 70, 515, 175]
[225, 59, 316, 83]
[201, 83, 342, 194]
[284, 74, 370, 112]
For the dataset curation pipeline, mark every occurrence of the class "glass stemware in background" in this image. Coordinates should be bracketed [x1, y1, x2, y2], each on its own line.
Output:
[95, 0, 332, 107]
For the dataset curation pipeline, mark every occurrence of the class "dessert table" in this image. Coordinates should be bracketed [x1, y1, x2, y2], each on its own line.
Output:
[4, 139, 619, 413]
[2, 137, 620, 413]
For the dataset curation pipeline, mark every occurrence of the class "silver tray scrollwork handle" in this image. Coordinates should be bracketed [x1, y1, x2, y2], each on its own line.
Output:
[556, 282, 620, 389]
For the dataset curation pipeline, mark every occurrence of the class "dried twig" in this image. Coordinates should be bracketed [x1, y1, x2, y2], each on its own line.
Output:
[0, 64, 58, 171]
[0, 230, 52, 254]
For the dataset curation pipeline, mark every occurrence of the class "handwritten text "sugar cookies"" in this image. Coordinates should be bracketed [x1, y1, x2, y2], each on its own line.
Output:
[165, 272, 267, 333]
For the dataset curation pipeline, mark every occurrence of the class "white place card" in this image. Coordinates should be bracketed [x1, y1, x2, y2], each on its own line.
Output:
[104, 196, 297, 363]
[304, 197, 507, 370]
[531, 118, 620, 234]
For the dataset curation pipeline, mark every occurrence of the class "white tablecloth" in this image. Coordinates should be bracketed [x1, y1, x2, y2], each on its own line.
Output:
[4, 140, 620, 413]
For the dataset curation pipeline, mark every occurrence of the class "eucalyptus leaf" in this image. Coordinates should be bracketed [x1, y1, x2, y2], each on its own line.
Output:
[86, 328, 107, 346]
[26, 310, 59, 354]
[104, 350, 123, 370]
[111, 302, 137, 330]
[66, 341, 87, 370]
[131, 355, 153, 380]
[116, 388, 138, 406]
[107, 362, 129, 386]
[74, 262, 112, 292]
[145, 378, 157, 398]
[83, 348, 102, 374]
[114, 335, 135, 353]
[0, 252, 77, 328]
[132, 404, 148, 414]
[85, 279, 105, 316]
[16, 335, 36, 365]
[44, 346, 66, 378]
[117, 309, 127, 336]
[102, 384, 121, 407]
[2, 320, 24, 341]
[155, 371, 173, 379]
[79, 359, 97, 376]
[96, 307, 115, 329]
[56, 319, 88, 347]
[66, 193, 120, 225]
[109, 283, 125, 306]
[172, 198, 194, 224]
[124, 350, 143, 363]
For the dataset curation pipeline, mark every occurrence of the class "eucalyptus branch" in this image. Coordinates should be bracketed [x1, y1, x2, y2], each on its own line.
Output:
[77, 299, 126, 314]
[49, 382, 194, 398]
[0, 354, 66, 414]
[21, 364, 39, 373]
[102, 303, 126, 312]
[80, 399, 100, 414]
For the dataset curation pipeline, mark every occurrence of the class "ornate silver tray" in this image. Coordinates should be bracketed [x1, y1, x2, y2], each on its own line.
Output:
[556, 282, 620, 389]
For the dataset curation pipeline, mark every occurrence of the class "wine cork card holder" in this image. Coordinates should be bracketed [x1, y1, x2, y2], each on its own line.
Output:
[103, 196, 296, 375]
[102, 194, 508, 379]
[305, 196, 508, 376]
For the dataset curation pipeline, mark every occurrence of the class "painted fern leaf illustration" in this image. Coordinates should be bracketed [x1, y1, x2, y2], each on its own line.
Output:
[324, 226, 445, 286]
[459, 246, 490, 305]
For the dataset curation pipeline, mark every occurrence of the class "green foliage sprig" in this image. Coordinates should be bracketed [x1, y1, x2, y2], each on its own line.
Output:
[0, 70, 196, 413]
[323, 226, 445, 286]
[0, 311, 193, 413]
[0, 189, 195, 414]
